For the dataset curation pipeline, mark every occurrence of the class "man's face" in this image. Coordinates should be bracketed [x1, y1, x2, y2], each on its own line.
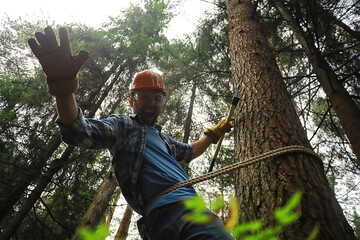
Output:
[131, 90, 166, 125]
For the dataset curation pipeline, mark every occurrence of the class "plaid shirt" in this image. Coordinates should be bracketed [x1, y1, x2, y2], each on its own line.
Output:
[57, 108, 193, 215]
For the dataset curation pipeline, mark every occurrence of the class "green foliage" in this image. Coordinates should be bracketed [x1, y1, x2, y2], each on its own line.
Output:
[182, 195, 213, 224]
[274, 191, 301, 226]
[183, 191, 318, 240]
[79, 223, 110, 240]
[353, 208, 360, 239]
[0, 0, 175, 238]
[1, 0, 359, 238]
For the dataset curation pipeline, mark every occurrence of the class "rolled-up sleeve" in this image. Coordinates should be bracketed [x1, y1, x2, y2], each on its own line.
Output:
[172, 139, 194, 164]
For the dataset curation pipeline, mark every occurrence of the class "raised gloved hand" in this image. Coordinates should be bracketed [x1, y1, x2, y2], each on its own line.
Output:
[204, 118, 234, 143]
[28, 26, 89, 96]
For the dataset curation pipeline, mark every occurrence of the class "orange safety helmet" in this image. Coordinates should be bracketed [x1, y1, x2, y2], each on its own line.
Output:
[129, 70, 167, 94]
[129, 70, 167, 105]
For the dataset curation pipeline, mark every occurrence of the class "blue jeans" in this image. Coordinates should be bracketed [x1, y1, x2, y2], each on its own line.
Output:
[143, 201, 234, 240]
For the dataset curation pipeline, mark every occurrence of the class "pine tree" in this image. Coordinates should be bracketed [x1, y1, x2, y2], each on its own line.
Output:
[226, 0, 356, 238]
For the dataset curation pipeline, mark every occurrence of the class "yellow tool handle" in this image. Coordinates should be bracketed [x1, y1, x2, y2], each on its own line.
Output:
[208, 104, 236, 172]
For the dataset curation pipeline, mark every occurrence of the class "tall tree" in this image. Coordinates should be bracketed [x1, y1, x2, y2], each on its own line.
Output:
[72, 169, 119, 240]
[226, 0, 356, 239]
[115, 204, 134, 240]
[271, 0, 360, 164]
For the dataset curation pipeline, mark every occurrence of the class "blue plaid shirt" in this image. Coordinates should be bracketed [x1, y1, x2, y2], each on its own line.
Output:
[57, 108, 193, 215]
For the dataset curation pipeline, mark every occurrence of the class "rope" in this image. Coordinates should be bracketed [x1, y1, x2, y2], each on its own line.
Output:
[146, 145, 320, 210]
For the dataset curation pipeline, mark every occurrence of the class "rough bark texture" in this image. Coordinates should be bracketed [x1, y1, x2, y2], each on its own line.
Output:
[72, 169, 119, 240]
[115, 204, 133, 240]
[226, 0, 356, 239]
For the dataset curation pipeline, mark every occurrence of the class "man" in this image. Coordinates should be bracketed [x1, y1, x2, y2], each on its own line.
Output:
[28, 26, 234, 240]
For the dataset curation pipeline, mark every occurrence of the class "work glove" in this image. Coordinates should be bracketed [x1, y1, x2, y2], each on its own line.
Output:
[28, 26, 89, 96]
[204, 118, 234, 144]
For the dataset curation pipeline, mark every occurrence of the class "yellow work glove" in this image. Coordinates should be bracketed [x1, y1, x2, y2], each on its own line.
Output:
[28, 26, 89, 96]
[204, 118, 234, 144]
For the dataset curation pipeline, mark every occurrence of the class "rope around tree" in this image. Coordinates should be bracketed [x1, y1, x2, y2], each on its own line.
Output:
[147, 145, 321, 210]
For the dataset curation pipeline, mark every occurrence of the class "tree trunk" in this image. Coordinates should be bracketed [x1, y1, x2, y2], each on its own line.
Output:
[180, 82, 197, 172]
[72, 169, 119, 240]
[271, 0, 360, 164]
[323, 6, 360, 42]
[226, 0, 356, 239]
[106, 189, 121, 225]
[115, 204, 133, 240]
[183, 82, 197, 143]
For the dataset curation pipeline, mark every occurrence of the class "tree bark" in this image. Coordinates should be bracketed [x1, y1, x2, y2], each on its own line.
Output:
[72, 169, 119, 240]
[226, 0, 356, 239]
[115, 204, 133, 240]
[271, 0, 360, 164]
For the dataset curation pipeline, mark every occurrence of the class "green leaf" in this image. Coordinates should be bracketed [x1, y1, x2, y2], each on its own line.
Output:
[183, 195, 207, 211]
[232, 220, 263, 237]
[274, 191, 302, 226]
[212, 197, 225, 212]
[80, 223, 109, 240]
[306, 223, 320, 240]
[182, 211, 212, 224]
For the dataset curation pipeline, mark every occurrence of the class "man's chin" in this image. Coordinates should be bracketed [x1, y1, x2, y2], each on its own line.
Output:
[139, 114, 157, 125]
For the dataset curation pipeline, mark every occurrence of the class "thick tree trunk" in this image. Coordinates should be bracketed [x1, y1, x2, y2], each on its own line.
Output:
[72, 169, 119, 240]
[226, 0, 356, 239]
[115, 204, 133, 240]
[271, 0, 360, 165]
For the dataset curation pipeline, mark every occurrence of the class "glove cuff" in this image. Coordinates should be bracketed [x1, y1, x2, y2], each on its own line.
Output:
[204, 128, 220, 144]
[47, 75, 79, 96]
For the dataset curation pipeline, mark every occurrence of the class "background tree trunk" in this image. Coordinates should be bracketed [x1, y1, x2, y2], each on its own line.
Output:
[106, 190, 121, 225]
[183, 82, 197, 143]
[226, 0, 356, 239]
[72, 169, 119, 240]
[115, 204, 133, 240]
[271, 0, 360, 164]
[180, 82, 197, 172]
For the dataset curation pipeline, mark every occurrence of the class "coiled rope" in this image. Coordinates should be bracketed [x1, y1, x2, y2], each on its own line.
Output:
[147, 145, 320, 210]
